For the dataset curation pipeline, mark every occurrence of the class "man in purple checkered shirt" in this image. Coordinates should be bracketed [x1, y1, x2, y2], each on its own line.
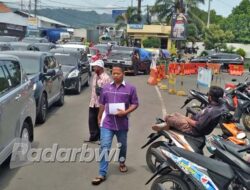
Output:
[92, 64, 139, 185]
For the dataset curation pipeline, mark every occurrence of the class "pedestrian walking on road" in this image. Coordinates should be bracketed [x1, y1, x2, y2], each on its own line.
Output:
[85, 60, 111, 143]
[91, 64, 139, 185]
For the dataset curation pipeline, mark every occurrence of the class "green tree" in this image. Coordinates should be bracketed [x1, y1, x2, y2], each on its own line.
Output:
[151, 0, 205, 24]
[143, 37, 161, 48]
[221, 0, 250, 43]
[115, 7, 140, 29]
[187, 23, 199, 43]
[204, 24, 234, 50]
[236, 48, 246, 58]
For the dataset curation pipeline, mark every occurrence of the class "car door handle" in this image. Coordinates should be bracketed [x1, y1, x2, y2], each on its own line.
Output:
[15, 94, 21, 101]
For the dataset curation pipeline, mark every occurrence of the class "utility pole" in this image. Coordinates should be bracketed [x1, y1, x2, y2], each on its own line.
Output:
[28, 0, 31, 16]
[34, 0, 38, 17]
[131, 0, 133, 7]
[20, 0, 24, 11]
[137, 0, 142, 22]
[207, 0, 211, 28]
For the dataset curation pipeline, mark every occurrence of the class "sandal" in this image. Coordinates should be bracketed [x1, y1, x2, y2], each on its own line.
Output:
[119, 164, 128, 173]
[91, 176, 106, 185]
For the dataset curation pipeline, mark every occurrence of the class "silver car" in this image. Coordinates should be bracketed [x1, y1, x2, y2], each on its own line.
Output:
[0, 54, 36, 165]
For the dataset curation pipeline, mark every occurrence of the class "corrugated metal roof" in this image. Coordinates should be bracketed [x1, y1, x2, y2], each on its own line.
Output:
[16, 11, 69, 27]
[0, 12, 27, 26]
[36, 15, 69, 27]
[0, 2, 12, 13]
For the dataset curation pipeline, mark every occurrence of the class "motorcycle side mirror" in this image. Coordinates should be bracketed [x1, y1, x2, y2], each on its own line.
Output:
[236, 132, 246, 140]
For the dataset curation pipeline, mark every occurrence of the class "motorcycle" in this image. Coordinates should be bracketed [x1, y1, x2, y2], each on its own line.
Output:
[146, 141, 250, 190]
[181, 79, 250, 131]
[142, 100, 249, 173]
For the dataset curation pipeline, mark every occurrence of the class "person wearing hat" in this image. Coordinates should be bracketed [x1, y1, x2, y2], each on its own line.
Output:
[85, 59, 111, 142]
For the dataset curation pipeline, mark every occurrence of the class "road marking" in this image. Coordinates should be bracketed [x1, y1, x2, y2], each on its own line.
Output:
[154, 86, 167, 118]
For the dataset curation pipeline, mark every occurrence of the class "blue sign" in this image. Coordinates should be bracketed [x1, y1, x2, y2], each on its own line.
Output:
[112, 10, 126, 19]
[129, 24, 144, 29]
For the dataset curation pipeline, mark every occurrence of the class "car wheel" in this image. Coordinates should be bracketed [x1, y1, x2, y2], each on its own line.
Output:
[36, 93, 47, 124]
[76, 79, 82, 94]
[55, 84, 64, 106]
[144, 64, 150, 75]
[133, 63, 139, 76]
[21, 121, 31, 142]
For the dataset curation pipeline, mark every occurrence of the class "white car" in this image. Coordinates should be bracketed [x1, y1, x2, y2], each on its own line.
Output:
[0, 54, 36, 165]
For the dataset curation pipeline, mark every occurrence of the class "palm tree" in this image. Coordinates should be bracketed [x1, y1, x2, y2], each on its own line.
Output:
[115, 7, 140, 29]
[151, 0, 205, 24]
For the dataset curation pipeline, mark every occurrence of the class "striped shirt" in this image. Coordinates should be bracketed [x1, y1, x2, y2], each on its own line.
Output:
[89, 72, 111, 108]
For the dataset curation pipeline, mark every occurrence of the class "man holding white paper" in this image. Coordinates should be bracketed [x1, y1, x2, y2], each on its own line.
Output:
[92, 64, 139, 185]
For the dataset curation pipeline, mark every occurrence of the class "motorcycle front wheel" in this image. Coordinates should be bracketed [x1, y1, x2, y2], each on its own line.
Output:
[146, 141, 166, 173]
[242, 113, 250, 131]
[151, 174, 190, 190]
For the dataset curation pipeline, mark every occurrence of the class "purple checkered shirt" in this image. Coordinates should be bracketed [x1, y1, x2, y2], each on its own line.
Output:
[99, 81, 139, 131]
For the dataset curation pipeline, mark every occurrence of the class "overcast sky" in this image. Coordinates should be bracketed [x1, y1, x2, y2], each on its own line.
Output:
[4, 0, 242, 17]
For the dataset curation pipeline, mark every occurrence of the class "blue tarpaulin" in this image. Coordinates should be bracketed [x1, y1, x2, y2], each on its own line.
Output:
[135, 48, 152, 62]
[161, 49, 170, 58]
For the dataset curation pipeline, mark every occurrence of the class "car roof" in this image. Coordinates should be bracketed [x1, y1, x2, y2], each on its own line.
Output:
[0, 50, 52, 58]
[0, 42, 10, 45]
[23, 37, 46, 40]
[51, 47, 81, 53]
[0, 54, 19, 62]
[211, 53, 239, 56]
[56, 44, 87, 50]
[9, 42, 31, 46]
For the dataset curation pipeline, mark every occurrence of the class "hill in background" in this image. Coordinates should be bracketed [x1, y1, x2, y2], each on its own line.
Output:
[36, 8, 114, 28]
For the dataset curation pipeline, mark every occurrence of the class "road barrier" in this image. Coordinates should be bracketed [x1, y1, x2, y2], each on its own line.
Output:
[147, 68, 158, 85]
[228, 65, 244, 76]
[207, 63, 221, 75]
[156, 64, 166, 81]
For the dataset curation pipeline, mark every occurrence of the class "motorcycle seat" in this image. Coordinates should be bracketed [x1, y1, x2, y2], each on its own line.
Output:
[222, 141, 250, 166]
[170, 129, 206, 154]
[171, 146, 235, 180]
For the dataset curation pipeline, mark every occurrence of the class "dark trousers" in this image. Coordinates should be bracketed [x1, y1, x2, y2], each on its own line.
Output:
[88, 107, 100, 141]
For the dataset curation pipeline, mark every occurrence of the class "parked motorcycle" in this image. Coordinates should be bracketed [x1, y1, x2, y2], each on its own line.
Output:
[146, 141, 250, 190]
[142, 102, 248, 173]
[181, 79, 250, 131]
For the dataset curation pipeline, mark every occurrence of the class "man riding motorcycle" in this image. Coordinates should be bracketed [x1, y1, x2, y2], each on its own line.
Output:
[152, 86, 227, 137]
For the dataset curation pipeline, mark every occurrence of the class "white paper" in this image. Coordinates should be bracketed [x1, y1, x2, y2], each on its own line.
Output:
[109, 103, 125, 115]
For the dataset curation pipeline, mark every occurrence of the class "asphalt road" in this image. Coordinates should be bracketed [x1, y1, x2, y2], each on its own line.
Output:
[0, 71, 249, 190]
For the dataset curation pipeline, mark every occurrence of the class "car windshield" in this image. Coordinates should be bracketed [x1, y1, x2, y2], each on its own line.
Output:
[54, 53, 78, 66]
[113, 46, 133, 52]
[35, 44, 54, 51]
[18, 56, 41, 74]
[95, 46, 108, 54]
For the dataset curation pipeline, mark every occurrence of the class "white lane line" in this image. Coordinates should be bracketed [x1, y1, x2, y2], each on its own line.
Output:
[154, 86, 167, 118]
